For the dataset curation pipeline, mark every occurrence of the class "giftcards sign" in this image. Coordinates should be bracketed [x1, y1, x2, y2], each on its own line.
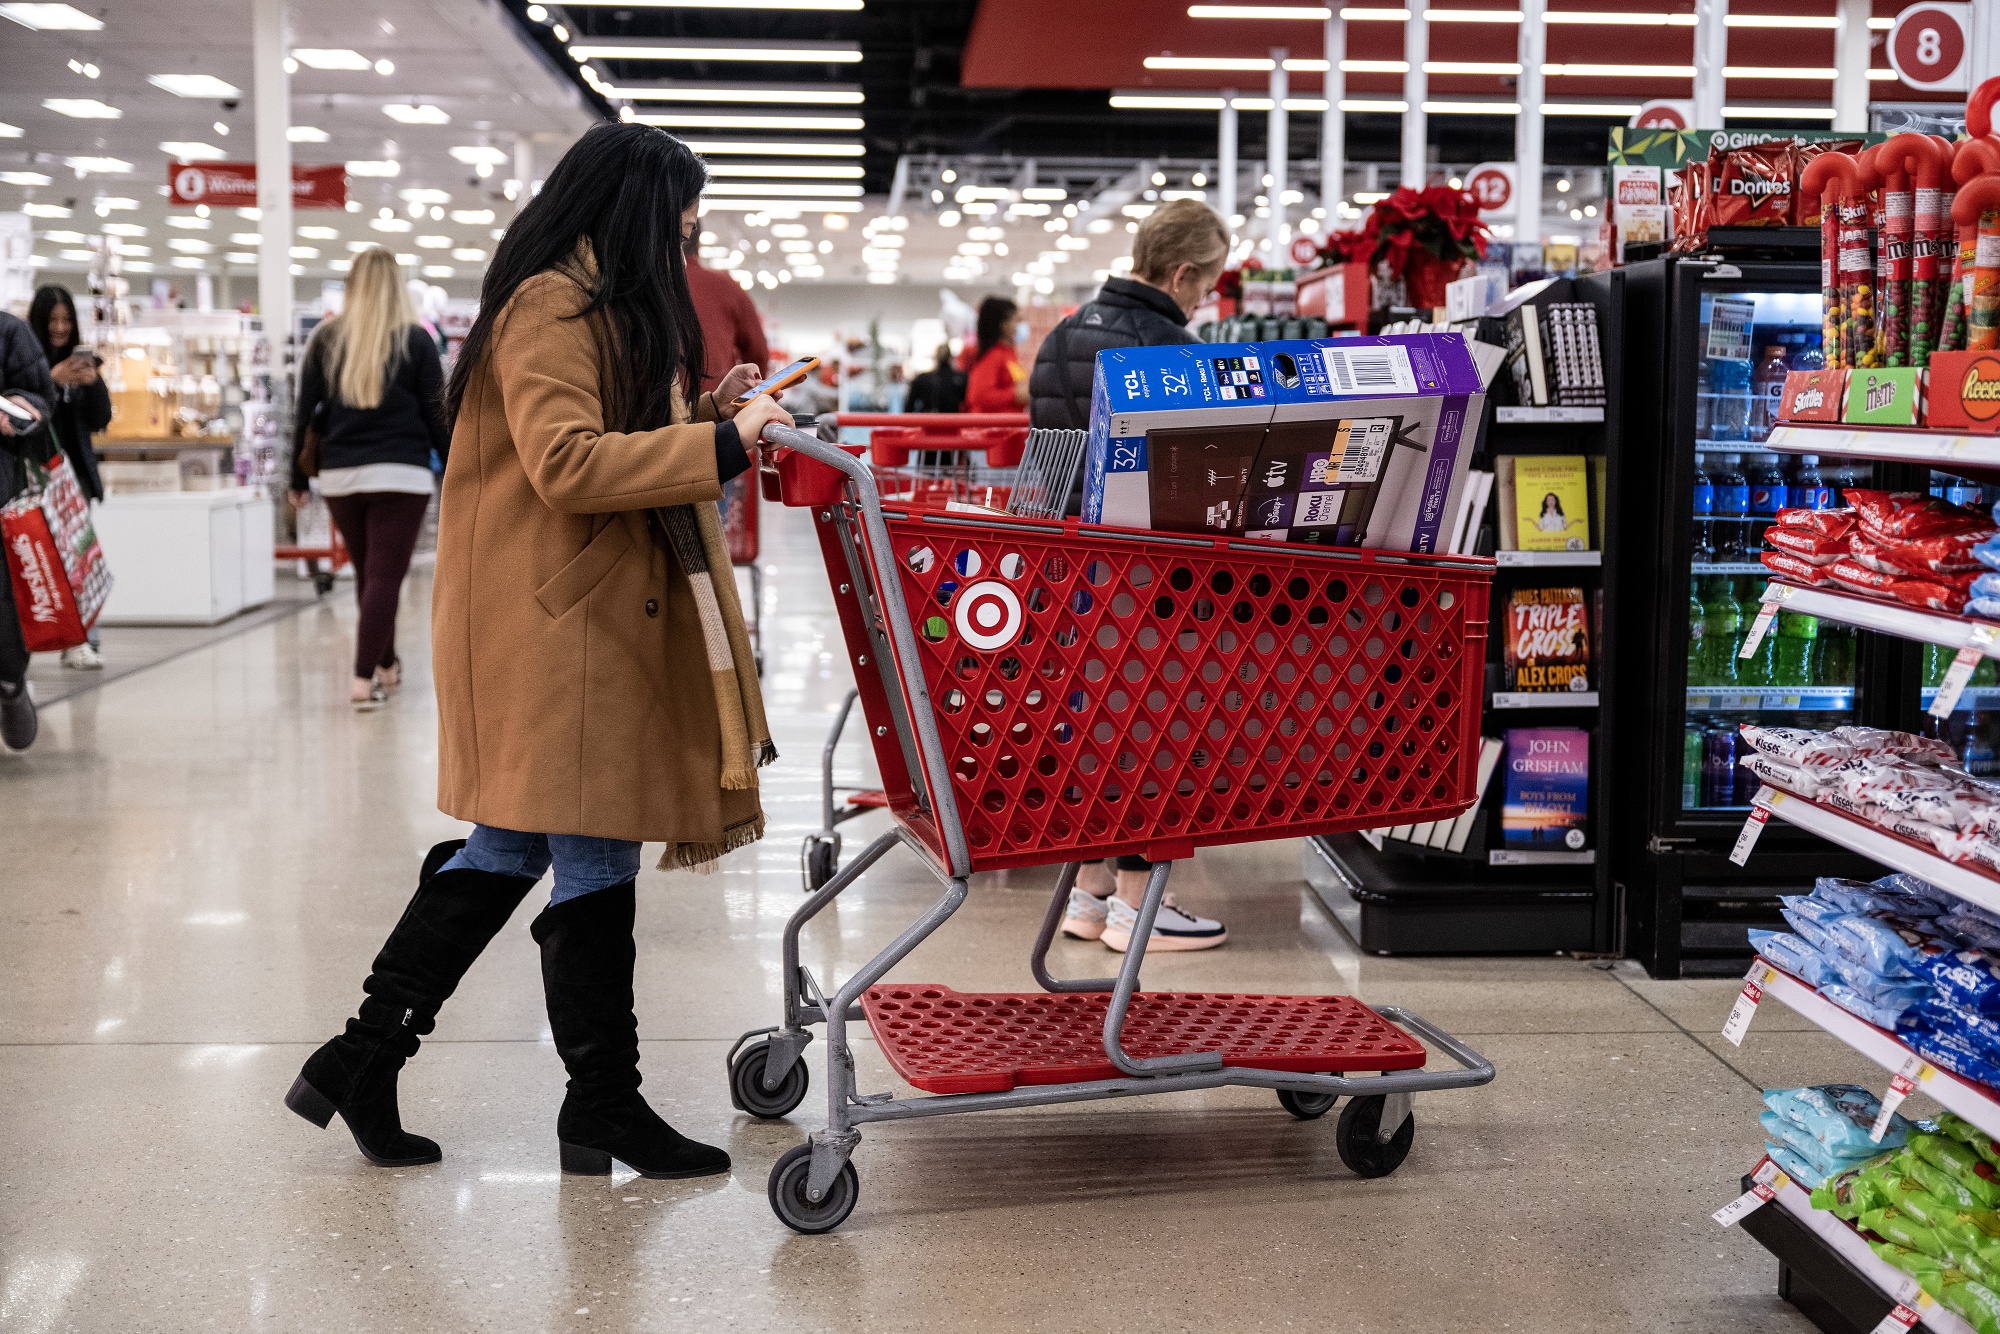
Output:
[167, 161, 347, 209]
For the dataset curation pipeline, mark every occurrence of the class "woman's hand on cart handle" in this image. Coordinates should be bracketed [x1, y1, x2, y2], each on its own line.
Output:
[733, 395, 794, 461]
[713, 363, 764, 415]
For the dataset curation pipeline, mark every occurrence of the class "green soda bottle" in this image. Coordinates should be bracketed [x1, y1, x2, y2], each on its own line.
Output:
[1770, 610, 1819, 688]
[1703, 576, 1743, 687]
[1976, 656, 1999, 688]
[1683, 728, 1703, 808]
[1733, 579, 1771, 688]
[1688, 591, 1708, 687]
[1924, 641, 1951, 687]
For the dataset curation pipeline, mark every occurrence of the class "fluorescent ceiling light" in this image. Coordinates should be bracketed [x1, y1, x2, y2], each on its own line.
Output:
[1145, 56, 1274, 71]
[567, 39, 861, 62]
[600, 83, 862, 103]
[1339, 6, 1408, 15]
[1338, 99, 1408, 112]
[1730, 13, 1837, 26]
[167, 217, 210, 230]
[0, 124, 21, 138]
[1427, 61, 1522, 75]
[1543, 63, 1696, 78]
[229, 233, 261, 244]
[0, 171, 51, 185]
[160, 142, 227, 161]
[1870, 16, 1893, 28]
[1022, 187, 1067, 201]
[1428, 7, 1521, 18]
[1724, 105, 1838, 119]
[451, 248, 487, 261]
[703, 162, 863, 178]
[171, 257, 207, 269]
[0, 3, 102, 29]
[297, 225, 338, 239]
[1545, 10, 1693, 24]
[1422, 101, 1521, 115]
[40, 230, 86, 242]
[97, 196, 137, 208]
[1341, 60, 1407, 72]
[44, 98, 122, 119]
[1541, 103, 1642, 116]
[707, 183, 865, 196]
[384, 104, 450, 125]
[148, 74, 242, 98]
[1188, 4, 1330, 15]
[101, 222, 145, 236]
[560, 0, 860, 5]
[370, 217, 414, 232]
[292, 48, 373, 70]
[632, 113, 865, 131]
[169, 238, 213, 253]
[399, 188, 452, 203]
[1111, 94, 1227, 109]
[450, 208, 495, 223]
[289, 126, 330, 143]
[346, 160, 401, 177]
[1725, 66, 1838, 80]
[700, 198, 862, 211]
[448, 146, 509, 166]
[415, 235, 452, 249]
[24, 203, 71, 218]
[224, 252, 257, 263]
[678, 140, 864, 156]
[65, 156, 132, 174]
[1870, 69, 1900, 80]
[421, 265, 454, 278]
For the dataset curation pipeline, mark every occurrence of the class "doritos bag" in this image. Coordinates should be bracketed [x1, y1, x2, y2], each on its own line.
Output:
[1713, 143, 1793, 228]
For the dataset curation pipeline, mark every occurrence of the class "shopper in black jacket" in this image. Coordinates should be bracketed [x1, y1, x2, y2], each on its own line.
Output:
[29, 286, 114, 669]
[1028, 198, 1232, 433]
[1030, 199, 1233, 954]
[0, 309, 54, 751]
[288, 247, 448, 710]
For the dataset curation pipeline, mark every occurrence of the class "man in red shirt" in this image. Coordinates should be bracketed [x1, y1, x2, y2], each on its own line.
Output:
[683, 236, 770, 391]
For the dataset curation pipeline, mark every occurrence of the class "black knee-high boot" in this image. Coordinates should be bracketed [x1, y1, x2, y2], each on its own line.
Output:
[532, 882, 731, 1179]
[286, 840, 537, 1166]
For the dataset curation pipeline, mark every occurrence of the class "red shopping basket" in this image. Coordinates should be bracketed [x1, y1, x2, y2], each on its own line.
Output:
[779, 442, 1492, 876]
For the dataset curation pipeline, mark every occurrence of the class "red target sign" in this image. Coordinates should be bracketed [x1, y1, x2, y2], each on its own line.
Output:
[1890, 2, 1971, 91]
[953, 580, 1023, 651]
[1631, 100, 1694, 130]
[1464, 163, 1514, 217]
[1289, 235, 1320, 266]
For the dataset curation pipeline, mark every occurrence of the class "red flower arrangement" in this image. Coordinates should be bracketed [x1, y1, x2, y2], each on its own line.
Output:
[1214, 256, 1262, 301]
[1317, 185, 1489, 275]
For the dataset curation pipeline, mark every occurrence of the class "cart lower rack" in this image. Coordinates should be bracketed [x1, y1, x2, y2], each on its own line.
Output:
[733, 426, 1498, 1234]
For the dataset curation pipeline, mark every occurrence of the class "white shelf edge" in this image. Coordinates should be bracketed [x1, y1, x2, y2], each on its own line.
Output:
[1496, 406, 1604, 424]
[1494, 549, 1602, 567]
[1766, 583, 2000, 659]
[1768, 422, 2000, 471]
[1756, 960, 2000, 1150]
[1755, 787, 2000, 919]
[1764, 1171, 1974, 1334]
[1492, 691, 1600, 709]
[1488, 848, 1595, 865]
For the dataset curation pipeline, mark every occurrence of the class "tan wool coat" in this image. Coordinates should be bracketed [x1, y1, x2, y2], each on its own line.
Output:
[431, 262, 764, 847]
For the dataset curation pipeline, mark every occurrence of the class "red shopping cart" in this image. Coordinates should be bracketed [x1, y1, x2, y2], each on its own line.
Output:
[730, 425, 1498, 1234]
[275, 497, 351, 595]
[824, 411, 1028, 511]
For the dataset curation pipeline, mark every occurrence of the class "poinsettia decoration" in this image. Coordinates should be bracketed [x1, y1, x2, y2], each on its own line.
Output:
[1316, 185, 1489, 277]
[1214, 255, 1262, 300]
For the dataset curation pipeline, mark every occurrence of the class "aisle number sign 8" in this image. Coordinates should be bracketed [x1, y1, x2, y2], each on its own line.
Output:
[1889, 2, 1972, 92]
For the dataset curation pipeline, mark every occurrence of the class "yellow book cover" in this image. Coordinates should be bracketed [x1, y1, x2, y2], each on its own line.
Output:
[1513, 455, 1590, 551]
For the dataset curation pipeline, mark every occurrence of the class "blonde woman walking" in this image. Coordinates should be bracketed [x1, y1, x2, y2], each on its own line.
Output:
[288, 247, 448, 709]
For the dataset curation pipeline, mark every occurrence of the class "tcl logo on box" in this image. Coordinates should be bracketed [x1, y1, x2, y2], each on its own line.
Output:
[1926, 352, 2000, 432]
[1776, 369, 1845, 423]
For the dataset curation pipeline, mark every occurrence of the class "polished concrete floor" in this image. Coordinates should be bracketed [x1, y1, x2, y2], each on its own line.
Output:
[0, 502, 1898, 1332]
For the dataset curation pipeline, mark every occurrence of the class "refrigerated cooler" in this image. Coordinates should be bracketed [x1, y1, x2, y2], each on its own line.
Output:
[1612, 248, 1920, 977]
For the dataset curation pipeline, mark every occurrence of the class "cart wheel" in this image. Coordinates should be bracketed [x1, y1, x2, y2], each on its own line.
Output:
[1335, 1095, 1415, 1178]
[312, 572, 335, 595]
[729, 1040, 810, 1119]
[802, 835, 839, 893]
[1277, 1089, 1338, 1121]
[767, 1143, 859, 1235]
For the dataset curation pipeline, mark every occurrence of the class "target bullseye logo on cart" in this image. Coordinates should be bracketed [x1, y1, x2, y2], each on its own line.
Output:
[954, 580, 1022, 651]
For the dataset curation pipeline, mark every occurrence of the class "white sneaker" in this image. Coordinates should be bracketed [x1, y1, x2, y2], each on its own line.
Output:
[1060, 887, 1110, 940]
[1100, 893, 1228, 953]
[61, 643, 104, 670]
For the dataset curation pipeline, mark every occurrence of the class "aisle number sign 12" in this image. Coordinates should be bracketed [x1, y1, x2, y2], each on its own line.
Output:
[1890, 3, 1972, 91]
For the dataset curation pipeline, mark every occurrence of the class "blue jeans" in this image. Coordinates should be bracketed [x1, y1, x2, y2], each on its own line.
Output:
[441, 824, 641, 904]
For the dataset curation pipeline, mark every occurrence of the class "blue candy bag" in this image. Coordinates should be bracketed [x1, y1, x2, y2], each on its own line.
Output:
[1782, 896, 1853, 958]
[1828, 914, 1933, 979]
[1975, 530, 2000, 571]
[1877, 873, 1962, 911]
[1967, 597, 2000, 618]
[1905, 996, 2000, 1060]
[1941, 913, 2000, 953]
[1816, 877, 1943, 919]
[1823, 982, 1921, 1028]
[1826, 951, 1929, 1007]
[1765, 1140, 1828, 1189]
[1749, 930, 1842, 988]
[1759, 1114, 1876, 1183]
[1915, 950, 2000, 1014]
[1764, 1084, 1915, 1156]
[1906, 1023, 2000, 1089]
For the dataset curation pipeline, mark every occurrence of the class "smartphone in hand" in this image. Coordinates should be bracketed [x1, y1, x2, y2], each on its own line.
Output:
[731, 356, 821, 407]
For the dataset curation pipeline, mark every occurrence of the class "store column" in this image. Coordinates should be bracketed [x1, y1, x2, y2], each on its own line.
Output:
[513, 136, 534, 215]
[1268, 49, 1288, 249]
[1218, 93, 1238, 238]
[1402, 0, 1427, 188]
[1832, 0, 1870, 131]
[252, 0, 291, 367]
[1516, 0, 1545, 246]
[1692, 0, 1727, 130]
[1322, 13, 1344, 216]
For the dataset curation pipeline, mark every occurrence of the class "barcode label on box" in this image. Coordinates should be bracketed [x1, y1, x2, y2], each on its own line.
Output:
[1321, 345, 1418, 396]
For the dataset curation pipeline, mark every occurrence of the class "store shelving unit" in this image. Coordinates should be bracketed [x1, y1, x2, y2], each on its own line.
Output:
[1748, 784, 2000, 918]
[1768, 423, 2000, 484]
[1760, 582, 2000, 658]
[1310, 271, 1620, 956]
[1687, 686, 1855, 713]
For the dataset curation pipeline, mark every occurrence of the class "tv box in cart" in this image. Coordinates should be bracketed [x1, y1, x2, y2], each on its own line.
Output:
[1081, 333, 1490, 554]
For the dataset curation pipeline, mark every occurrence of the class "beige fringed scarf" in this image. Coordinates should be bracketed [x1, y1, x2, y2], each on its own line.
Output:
[653, 499, 776, 872]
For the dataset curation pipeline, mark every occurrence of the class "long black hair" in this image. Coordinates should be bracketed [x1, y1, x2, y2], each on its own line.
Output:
[446, 122, 707, 432]
[975, 296, 1017, 357]
[27, 285, 79, 360]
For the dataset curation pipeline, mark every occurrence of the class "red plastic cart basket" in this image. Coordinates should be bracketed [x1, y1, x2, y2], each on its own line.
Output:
[731, 426, 1497, 1236]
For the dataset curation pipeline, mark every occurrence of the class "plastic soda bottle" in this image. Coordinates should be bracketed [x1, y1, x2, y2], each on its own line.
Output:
[1702, 576, 1743, 686]
[1793, 456, 1832, 511]
[1734, 580, 1772, 688]
[1696, 359, 1714, 438]
[1688, 591, 1708, 686]
[1716, 454, 1750, 560]
[1751, 345, 1790, 440]
[1712, 357, 1751, 441]
[1683, 728, 1703, 808]
[1819, 622, 1856, 686]
[1692, 461, 1716, 562]
[1748, 455, 1788, 552]
[1770, 610, 1819, 688]
[1924, 641, 1950, 687]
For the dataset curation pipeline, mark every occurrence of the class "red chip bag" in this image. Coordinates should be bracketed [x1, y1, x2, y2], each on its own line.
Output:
[1712, 143, 1792, 228]
[1776, 507, 1857, 538]
[1888, 570, 1979, 612]
[1850, 529, 1993, 575]
[1845, 490, 1991, 540]
[1828, 557, 1898, 594]
[1765, 525, 1849, 564]
[1762, 550, 1837, 585]
[1788, 139, 1865, 226]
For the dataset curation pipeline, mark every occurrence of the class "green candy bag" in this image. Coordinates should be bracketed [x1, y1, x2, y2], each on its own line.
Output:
[1871, 1237, 1950, 1284]
[1813, 1156, 1901, 1219]
[1914, 1133, 2000, 1210]
[1941, 1113, 2000, 1174]
[1862, 1206, 1953, 1260]
[1938, 1274, 2000, 1334]
[1905, 1150, 1996, 1213]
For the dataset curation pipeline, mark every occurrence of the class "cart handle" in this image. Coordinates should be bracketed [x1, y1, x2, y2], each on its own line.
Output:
[761, 422, 973, 879]
[822, 412, 1028, 430]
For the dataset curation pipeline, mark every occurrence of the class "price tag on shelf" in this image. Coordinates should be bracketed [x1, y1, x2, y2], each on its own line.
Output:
[1729, 794, 1775, 867]
[1868, 1294, 1935, 1334]
[1872, 1053, 1935, 1142]
[1740, 605, 1781, 659]
[1929, 645, 1984, 719]
[1711, 1179, 1778, 1226]
[1721, 962, 1776, 1046]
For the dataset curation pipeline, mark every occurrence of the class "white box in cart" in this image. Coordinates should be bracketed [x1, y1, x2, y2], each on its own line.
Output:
[1081, 333, 1489, 553]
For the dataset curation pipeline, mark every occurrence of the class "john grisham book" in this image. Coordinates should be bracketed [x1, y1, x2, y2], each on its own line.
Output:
[1501, 727, 1590, 848]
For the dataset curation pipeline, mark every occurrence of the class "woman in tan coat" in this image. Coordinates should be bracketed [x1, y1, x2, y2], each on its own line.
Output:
[286, 123, 789, 1181]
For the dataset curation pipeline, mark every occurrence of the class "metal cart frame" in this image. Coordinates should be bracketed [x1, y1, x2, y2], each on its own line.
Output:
[731, 428, 1496, 1233]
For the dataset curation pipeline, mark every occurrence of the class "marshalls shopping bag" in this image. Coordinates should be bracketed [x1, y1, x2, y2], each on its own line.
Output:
[3, 444, 112, 652]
